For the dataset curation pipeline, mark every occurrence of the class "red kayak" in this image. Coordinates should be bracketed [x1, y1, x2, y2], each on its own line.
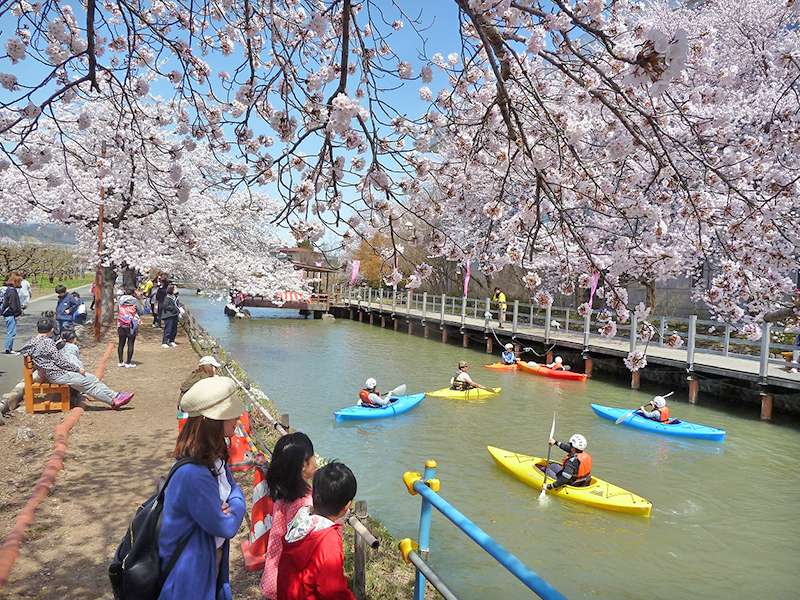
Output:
[518, 361, 587, 381]
[484, 362, 519, 370]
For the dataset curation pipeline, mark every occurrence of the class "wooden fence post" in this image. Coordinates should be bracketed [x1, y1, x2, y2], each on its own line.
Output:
[353, 500, 368, 600]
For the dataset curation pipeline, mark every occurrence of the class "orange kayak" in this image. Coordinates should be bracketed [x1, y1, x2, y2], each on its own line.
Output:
[484, 362, 519, 370]
[518, 361, 587, 381]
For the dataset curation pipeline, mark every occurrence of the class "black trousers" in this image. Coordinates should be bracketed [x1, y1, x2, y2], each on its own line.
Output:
[118, 327, 136, 363]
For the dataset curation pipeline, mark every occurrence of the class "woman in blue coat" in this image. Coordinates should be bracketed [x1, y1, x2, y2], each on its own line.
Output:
[158, 376, 247, 600]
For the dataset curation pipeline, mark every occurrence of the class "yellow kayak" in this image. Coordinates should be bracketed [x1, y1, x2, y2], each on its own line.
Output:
[426, 387, 501, 400]
[487, 445, 652, 517]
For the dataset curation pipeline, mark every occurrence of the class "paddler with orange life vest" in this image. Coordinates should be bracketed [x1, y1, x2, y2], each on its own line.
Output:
[450, 361, 488, 391]
[358, 378, 389, 408]
[546, 356, 564, 370]
[543, 434, 592, 490]
[637, 395, 671, 423]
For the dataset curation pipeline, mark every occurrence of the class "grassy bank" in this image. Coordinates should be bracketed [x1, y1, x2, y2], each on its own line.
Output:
[31, 275, 94, 297]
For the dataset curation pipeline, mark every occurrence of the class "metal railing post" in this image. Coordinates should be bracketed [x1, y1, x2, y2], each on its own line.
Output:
[564, 308, 570, 332]
[407, 290, 412, 318]
[461, 296, 467, 329]
[422, 292, 428, 324]
[379, 288, 384, 311]
[687, 315, 697, 370]
[629, 313, 638, 353]
[583, 311, 591, 350]
[392, 290, 397, 316]
[484, 297, 491, 330]
[724, 323, 731, 357]
[658, 317, 665, 347]
[759, 323, 772, 382]
[512, 300, 519, 334]
[368, 287, 372, 306]
[413, 460, 437, 600]
[544, 305, 552, 342]
[440, 293, 446, 324]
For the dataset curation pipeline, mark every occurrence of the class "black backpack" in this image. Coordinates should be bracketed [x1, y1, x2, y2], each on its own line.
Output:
[109, 457, 199, 600]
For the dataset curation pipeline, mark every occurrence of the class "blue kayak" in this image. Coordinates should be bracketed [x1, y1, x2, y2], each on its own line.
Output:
[591, 403, 726, 442]
[334, 393, 425, 422]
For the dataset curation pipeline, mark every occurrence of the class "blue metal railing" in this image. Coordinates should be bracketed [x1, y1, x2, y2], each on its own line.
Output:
[400, 460, 568, 600]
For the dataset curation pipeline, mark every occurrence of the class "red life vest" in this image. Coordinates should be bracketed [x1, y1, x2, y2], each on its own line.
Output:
[359, 389, 380, 407]
[563, 451, 592, 485]
[657, 406, 670, 423]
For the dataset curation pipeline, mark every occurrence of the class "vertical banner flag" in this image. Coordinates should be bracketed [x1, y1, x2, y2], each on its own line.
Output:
[350, 260, 361, 285]
[588, 272, 600, 305]
[463, 261, 471, 296]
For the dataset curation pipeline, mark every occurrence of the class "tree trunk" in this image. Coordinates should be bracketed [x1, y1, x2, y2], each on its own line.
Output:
[101, 266, 117, 324]
[645, 282, 657, 314]
[122, 268, 137, 288]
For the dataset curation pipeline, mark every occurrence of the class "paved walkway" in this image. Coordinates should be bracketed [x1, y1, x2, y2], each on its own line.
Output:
[0, 285, 91, 395]
[339, 298, 800, 390]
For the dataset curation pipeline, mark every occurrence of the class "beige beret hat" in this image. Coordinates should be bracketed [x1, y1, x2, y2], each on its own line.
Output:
[198, 355, 221, 367]
[180, 376, 245, 421]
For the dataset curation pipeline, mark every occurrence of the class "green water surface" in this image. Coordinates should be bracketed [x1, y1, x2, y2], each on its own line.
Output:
[182, 293, 800, 600]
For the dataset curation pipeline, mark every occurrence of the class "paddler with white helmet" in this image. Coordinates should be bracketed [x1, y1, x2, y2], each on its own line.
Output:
[543, 434, 592, 491]
[501, 343, 518, 365]
[638, 394, 671, 423]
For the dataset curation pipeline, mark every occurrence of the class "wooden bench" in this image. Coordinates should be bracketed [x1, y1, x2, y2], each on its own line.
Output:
[23, 356, 71, 413]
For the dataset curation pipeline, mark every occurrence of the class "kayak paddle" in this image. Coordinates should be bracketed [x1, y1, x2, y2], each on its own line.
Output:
[539, 413, 556, 501]
[386, 384, 406, 401]
[614, 391, 674, 424]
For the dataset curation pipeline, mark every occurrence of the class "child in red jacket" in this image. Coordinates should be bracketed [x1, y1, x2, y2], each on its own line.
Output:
[276, 462, 357, 600]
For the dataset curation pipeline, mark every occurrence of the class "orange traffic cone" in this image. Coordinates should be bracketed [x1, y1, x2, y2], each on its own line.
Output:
[241, 458, 273, 570]
[228, 412, 254, 470]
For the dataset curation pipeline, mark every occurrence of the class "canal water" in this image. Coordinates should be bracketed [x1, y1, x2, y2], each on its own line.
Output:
[181, 292, 799, 600]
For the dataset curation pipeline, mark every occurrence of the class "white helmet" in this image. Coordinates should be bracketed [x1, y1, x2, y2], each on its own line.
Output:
[505, 343, 513, 350]
[365, 378, 377, 390]
[555, 356, 563, 364]
[653, 395, 666, 408]
[569, 434, 587, 451]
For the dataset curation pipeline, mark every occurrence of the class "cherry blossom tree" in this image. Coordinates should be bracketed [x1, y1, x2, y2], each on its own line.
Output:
[0, 0, 797, 334]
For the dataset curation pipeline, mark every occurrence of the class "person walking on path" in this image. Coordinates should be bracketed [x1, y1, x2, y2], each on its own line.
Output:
[2, 273, 24, 355]
[55, 284, 80, 329]
[158, 376, 247, 600]
[161, 284, 181, 348]
[18, 274, 32, 312]
[21, 318, 134, 409]
[154, 277, 169, 328]
[117, 285, 143, 368]
[71, 292, 87, 325]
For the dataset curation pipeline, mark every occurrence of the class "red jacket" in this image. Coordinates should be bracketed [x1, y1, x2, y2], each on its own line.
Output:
[276, 510, 355, 600]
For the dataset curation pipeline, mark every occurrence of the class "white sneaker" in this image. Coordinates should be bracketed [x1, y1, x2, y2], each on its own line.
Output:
[169, 342, 178, 347]
[162, 344, 170, 348]
[118, 362, 125, 367]
[125, 363, 137, 368]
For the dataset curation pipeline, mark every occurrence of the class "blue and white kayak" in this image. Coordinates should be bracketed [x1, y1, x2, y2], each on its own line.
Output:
[334, 393, 425, 422]
[591, 403, 726, 442]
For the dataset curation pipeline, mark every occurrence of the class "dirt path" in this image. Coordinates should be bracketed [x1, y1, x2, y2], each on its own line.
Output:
[0, 322, 262, 599]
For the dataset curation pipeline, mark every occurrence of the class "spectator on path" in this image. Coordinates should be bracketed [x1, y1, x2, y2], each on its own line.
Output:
[154, 277, 169, 328]
[71, 292, 87, 325]
[21, 318, 134, 410]
[2, 273, 23, 355]
[276, 461, 358, 600]
[55, 284, 80, 329]
[492, 286, 507, 328]
[260, 432, 317, 600]
[18, 274, 32, 312]
[117, 285, 143, 368]
[158, 376, 247, 600]
[179, 355, 222, 404]
[161, 284, 181, 348]
[139, 275, 154, 315]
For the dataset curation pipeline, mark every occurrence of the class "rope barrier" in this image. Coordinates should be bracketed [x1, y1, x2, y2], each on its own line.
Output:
[0, 341, 115, 591]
